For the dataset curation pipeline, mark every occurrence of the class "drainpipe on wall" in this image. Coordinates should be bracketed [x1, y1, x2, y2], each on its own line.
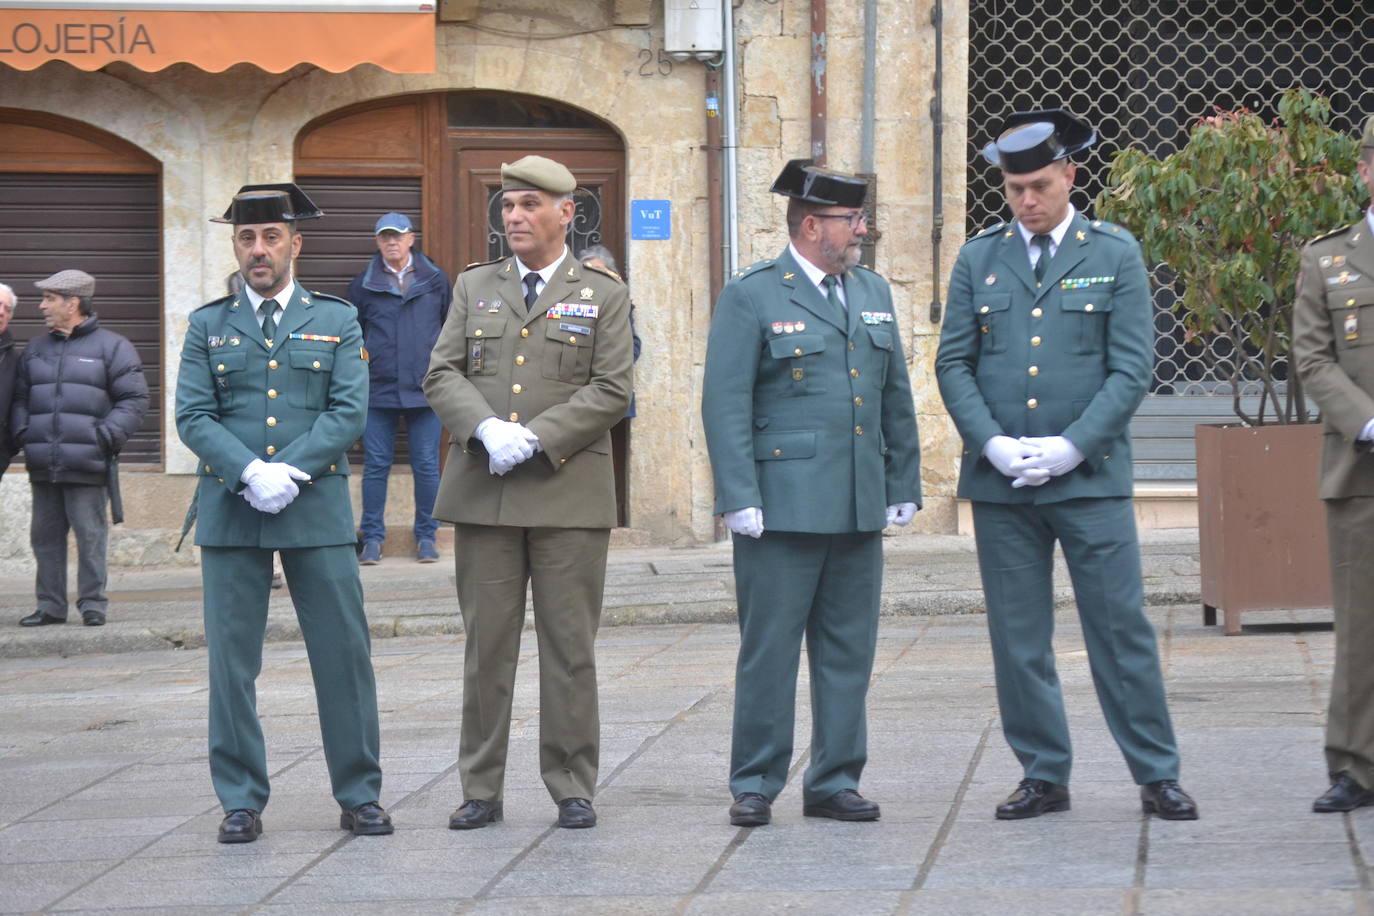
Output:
[722, 0, 740, 276]
[859, 0, 878, 269]
[811, 0, 827, 163]
[706, 68, 725, 306]
[929, 0, 945, 324]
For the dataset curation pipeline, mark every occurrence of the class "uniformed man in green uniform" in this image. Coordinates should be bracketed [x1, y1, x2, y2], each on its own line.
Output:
[701, 160, 921, 827]
[424, 156, 633, 830]
[936, 110, 1197, 820]
[175, 184, 391, 843]
[1293, 114, 1374, 814]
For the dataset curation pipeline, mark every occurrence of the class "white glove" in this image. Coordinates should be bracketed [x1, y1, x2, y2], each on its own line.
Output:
[476, 417, 539, 476]
[240, 458, 311, 514]
[886, 502, 918, 526]
[1014, 436, 1085, 478]
[1360, 417, 1374, 442]
[723, 507, 764, 539]
[984, 435, 1041, 478]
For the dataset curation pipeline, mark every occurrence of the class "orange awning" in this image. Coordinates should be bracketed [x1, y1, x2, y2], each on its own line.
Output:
[0, 2, 436, 73]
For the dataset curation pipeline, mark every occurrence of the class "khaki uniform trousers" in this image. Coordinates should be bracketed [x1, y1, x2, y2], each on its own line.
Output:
[1324, 496, 1374, 787]
[454, 523, 610, 802]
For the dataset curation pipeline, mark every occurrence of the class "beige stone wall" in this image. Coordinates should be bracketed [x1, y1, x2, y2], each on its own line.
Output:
[0, 0, 970, 571]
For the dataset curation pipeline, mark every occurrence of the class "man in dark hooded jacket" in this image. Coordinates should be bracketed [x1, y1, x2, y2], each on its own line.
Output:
[13, 269, 149, 627]
[0, 282, 17, 479]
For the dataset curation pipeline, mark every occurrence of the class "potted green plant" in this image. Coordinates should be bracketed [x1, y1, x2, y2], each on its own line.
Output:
[1097, 87, 1365, 633]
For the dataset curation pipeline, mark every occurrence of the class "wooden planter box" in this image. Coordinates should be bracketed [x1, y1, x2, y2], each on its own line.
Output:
[1195, 422, 1331, 635]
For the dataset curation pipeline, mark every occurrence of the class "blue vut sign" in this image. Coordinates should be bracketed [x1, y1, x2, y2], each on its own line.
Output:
[631, 199, 671, 240]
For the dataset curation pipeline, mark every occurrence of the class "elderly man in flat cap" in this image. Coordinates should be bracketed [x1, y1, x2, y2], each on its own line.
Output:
[1293, 114, 1374, 815]
[424, 155, 633, 830]
[175, 183, 392, 844]
[13, 269, 148, 629]
[936, 110, 1197, 821]
[701, 160, 921, 827]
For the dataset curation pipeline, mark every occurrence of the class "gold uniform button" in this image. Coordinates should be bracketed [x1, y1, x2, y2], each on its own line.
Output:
[854, 396, 863, 406]
[794, 348, 803, 356]
[1031, 336, 1042, 346]
[329, 464, 336, 472]
[850, 368, 859, 378]
[848, 342, 855, 351]
[773, 448, 782, 457]
[1084, 303, 1094, 312]
[474, 329, 483, 337]
[515, 355, 525, 366]
[1031, 307, 1043, 318]
[520, 328, 530, 338]
[979, 305, 989, 314]
[217, 478, 224, 483]
[512, 384, 522, 394]
[1348, 299, 1356, 307]
[266, 416, 277, 427]
[560, 458, 567, 465]
[268, 359, 278, 369]
[508, 412, 519, 422]
[265, 445, 276, 456]
[1028, 365, 1039, 376]
[267, 388, 278, 399]
[312, 360, 321, 369]
[568, 336, 577, 344]
[1027, 398, 1038, 408]
[216, 363, 225, 372]
[855, 425, 864, 436]
[204, 464, 212, 473]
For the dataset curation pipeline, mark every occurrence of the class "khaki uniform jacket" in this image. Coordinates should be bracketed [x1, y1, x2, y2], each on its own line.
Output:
[935, 213, 1153, 504]
[701, 247, 922, 533]
[423, 253, 633, 528]
[1292, 217, 1374, 500]
[174, 286, 367, 548]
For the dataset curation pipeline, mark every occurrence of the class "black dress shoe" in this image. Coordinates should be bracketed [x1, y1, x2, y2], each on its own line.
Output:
[217, 809, 262, 844]
[1140, 779, 1198, 820]
[557, 797, 597, 828]
[1314, 772, 1374, 813]
[340, 801, 394, 835]
[448, 799, 503, 830]
[803, 789, 880, 821]
[81, 610, 106, 627]
[19, 612, 65, 627]
[729, 792, 771, 827]
[996, 778, 1070, 820]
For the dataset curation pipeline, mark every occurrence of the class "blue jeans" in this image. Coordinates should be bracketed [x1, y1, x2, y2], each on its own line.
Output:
[360, 405, 441, 544]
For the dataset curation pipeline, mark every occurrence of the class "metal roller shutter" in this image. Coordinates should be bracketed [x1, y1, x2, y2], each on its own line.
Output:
[0, 173, 161, 464]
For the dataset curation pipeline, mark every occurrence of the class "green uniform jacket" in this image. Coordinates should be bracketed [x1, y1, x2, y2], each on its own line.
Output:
[174, 286, 367, 547]
[701, 247, 922, 533]
[423, 253, 633, 528]
[1292, 218, 1374, 499]
[935, 213, 1153, 503]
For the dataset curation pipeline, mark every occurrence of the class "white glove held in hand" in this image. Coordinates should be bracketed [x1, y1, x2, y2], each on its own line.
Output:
[1360, 417, 1374, 442]
[1015, 436, 1085, 478]
[240, 458, 311, 514]
[984, 435, 1041, 478]
[723, 507, 764, 539]
[886, 502, 918, 526]
[476, 417, 539, 476]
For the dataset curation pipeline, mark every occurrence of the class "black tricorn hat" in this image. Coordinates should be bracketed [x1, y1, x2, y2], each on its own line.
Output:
[210, 183, 324, 225]
[770, 159, 868, 208]
[980, 109, 1097, 174]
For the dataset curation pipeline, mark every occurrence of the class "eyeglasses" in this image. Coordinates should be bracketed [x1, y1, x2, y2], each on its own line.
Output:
[812, 211, 868, 229]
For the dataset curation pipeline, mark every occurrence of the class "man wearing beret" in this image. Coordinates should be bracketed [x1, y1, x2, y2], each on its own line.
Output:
[424, 155, 633, 830]
[175, 183, 391, 843]
[13, 269, 149, 629]
[701, 160, 921, 827]
[1293, 114, 1374, 814]
[936, 110, 1197, 820]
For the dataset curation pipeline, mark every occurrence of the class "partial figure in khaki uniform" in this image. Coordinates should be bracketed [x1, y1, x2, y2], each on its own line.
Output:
[1292, 114, 1374, 814]
[936, 110, 1197, 821]
[175, 184, 392, 844]
[423, 156, 633, 831]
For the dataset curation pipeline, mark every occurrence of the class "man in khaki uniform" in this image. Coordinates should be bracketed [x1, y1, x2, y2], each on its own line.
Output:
[1292, 114, 1374, 814]
[424, 156, 633, 830]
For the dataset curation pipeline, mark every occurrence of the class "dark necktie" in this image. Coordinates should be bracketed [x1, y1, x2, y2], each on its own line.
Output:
[523, 272, 540, 309]
[822, 274, 845, 322]
[259, 298, 278, 343]
[1032, 234, 1052, 282]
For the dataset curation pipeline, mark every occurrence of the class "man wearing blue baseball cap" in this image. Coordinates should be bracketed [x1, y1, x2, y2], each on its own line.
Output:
[347, 211, 452, 565]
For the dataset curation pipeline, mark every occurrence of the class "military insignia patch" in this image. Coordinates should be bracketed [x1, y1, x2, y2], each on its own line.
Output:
[547, 303, 600, 319]
[1334, 256, 1346, 266]
[1346, 313, 1359, 341]
[861, 311, 894, 324]
[288, 333, 342, 343]
[208, 336, 225, 348]
[229, 336, 241, 346]
[1060, 276, 1115, 290]
[579, 287, 595, 300]
[985, 274, 997, 285]
[1076, 230, 1086, 241]
[795, 321, 805, 332]
[783, 322, 796, 333]
[1329, 272, 1361, 286]
[771, 322, 784, 334]
[1320, 256, 1333, 268]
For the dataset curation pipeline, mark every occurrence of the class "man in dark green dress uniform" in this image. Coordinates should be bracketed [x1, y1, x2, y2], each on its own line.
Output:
[702, 160, 922, 827]
[936, 110, 1197, 820]
[1293, 114, 1374, 814]
[175, 184, 392, 843]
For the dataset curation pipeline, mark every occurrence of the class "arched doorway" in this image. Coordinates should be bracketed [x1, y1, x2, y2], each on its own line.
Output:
[0, 109, 162, 464]
[294, 92, 632, 523]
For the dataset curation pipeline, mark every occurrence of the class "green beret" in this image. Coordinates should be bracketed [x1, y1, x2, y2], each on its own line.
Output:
[1362, 114, 1374, 149]
[501, 155, 577, 194]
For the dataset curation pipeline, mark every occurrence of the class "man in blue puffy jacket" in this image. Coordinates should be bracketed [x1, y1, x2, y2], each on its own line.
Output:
[347, 212, 451, 564]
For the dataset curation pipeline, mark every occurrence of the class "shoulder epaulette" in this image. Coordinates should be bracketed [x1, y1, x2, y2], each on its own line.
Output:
[1307, 223, 1357, 247]
[463, 257, 504, 273]
[1086, 219, 1136, 243]
[731, 258, 775, 280]
[192, 293, 236, 312]
[308, 290, 353, 307]
[967, 221, 1007, 243]
[852, 262, 881, 276]
[582, 263, 623, 283]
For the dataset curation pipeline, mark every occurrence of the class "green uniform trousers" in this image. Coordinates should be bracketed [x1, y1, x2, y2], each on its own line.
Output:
[201, 545, 382, 813]
[729, 529, 882, 805]
[453, 523, 610, 802]
[971, 498, 1179, 786]
[1323, 496, 1374, 787]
